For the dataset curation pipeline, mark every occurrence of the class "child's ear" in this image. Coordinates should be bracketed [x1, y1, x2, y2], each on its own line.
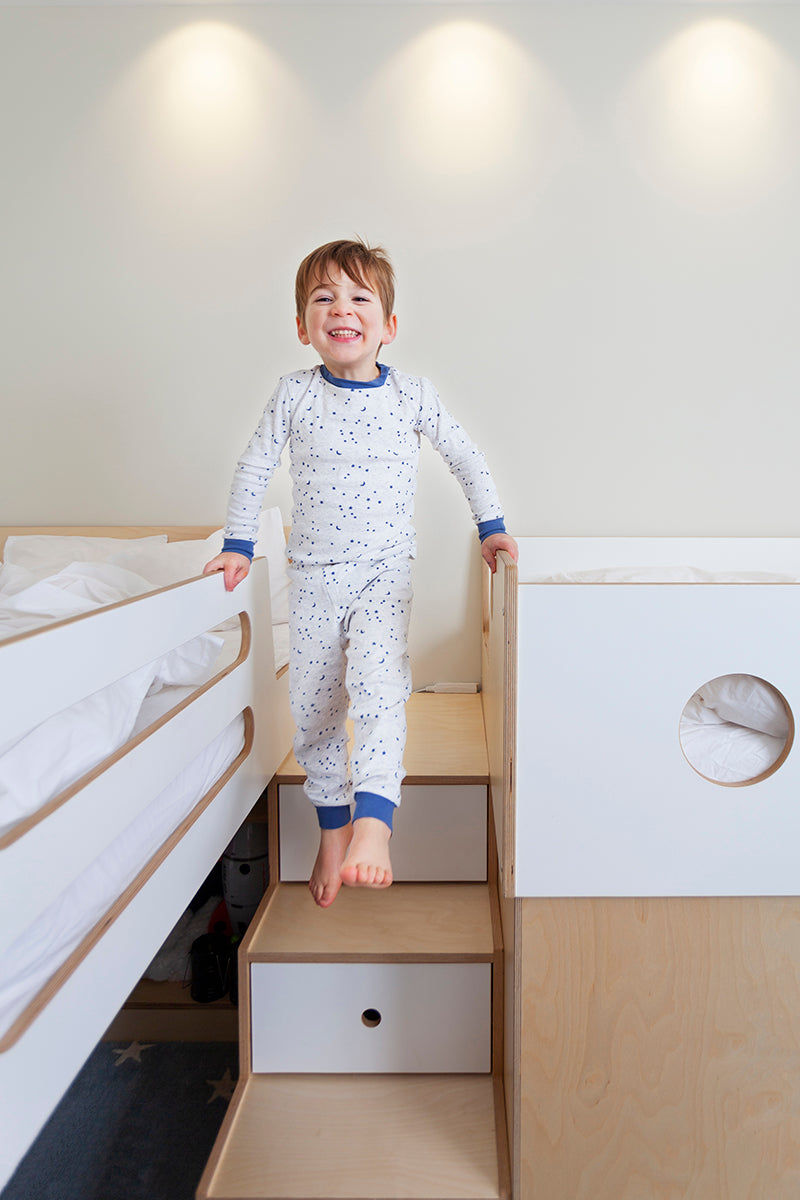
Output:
[296, 316, 311, 346]
[381, 314, 398, 347]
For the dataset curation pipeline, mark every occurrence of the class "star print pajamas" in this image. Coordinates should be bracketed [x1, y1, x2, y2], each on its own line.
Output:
[222, 362, 506, 829]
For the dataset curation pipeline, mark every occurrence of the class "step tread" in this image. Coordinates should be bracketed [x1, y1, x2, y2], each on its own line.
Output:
[275, 693, 489, 784]
[200, 1074, 504, 1200]
[248, 882, 495, 960]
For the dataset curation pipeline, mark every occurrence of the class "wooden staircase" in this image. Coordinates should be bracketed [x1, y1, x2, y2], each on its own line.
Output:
[197, 693, 509, 1200]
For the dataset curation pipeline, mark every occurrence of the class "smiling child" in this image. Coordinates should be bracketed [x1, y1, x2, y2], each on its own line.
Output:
[204, 239, 517, 907]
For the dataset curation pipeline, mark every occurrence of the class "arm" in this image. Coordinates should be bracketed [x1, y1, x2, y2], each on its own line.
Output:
[416, 378, 504, 525]
[417, 377, 511, 559]
[204, 379, 293, 582]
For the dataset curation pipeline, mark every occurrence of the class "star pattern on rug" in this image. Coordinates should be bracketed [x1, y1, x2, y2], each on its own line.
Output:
[206, 1067, 236, 1104]
[112, 1041, 155, 1067]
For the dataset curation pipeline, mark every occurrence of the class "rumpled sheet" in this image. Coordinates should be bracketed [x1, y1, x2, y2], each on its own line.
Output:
[0, 561, 223, 838]
[680, 674, 790, 784]
[0, 715, 244, 1041]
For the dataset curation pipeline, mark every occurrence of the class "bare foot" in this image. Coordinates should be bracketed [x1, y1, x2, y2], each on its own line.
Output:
[340, 817, 393, 890]
[309, 824, 352, 908]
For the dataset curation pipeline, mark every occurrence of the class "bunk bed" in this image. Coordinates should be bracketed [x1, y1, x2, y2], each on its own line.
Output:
[0, 523, 294, 1191]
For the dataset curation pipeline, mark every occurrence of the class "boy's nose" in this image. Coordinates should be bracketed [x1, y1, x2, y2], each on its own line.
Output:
[331, 295, 353, 316]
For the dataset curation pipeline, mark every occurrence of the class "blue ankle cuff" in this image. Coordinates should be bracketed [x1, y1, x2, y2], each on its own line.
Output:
[315, 804, 352, 830]
[353, 792, 396, 832]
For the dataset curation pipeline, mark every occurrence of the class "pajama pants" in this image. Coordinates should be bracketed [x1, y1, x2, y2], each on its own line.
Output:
[288, 556, 413, 827]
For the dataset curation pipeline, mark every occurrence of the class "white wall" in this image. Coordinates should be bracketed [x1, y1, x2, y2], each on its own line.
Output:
[1, 2, 799, 684]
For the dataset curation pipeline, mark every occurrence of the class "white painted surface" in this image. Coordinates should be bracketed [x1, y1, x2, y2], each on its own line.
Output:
[514, 578, 800, 897]
[0, 764, 269, 1192]
[0, 558, 294, 1190]
[279, 783, 487, 882]
[5, 6, 800, 684]
[250, 962, 491, 1074]
[0, 562, 293, 955]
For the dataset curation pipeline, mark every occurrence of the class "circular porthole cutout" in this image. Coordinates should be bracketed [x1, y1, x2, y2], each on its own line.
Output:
[679, 674, 793, 786]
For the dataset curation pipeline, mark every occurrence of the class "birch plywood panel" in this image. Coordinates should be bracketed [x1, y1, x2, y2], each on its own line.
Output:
[200, 1074, 503, 1200]
[518, 897, 800, 1200]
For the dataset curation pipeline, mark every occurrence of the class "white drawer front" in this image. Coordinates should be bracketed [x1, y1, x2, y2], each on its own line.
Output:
[250, 962, 491, 1073]
[278, 784, 487, 882]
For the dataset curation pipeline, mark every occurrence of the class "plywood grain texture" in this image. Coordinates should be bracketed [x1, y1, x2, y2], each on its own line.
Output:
[201, 1074, 503, 1200]
[249, 881, 494, 960]
[517, 897, 800, 1200]
[275, 692, 489, 784]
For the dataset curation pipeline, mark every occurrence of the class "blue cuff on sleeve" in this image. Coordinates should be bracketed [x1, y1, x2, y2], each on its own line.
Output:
[222, 538, 255, 561]
[478, 518, 506, 542]
[353, 791, 396, 832]
[315, 804, 352, 830]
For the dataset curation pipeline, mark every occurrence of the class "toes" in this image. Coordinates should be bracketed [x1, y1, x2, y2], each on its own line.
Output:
[341, 860, 392, 889]
[309, 875, 341, 907]
[340, 862, 358, 887]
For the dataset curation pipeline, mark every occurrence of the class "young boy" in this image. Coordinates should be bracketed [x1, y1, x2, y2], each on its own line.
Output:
[204, 239, 517, 908]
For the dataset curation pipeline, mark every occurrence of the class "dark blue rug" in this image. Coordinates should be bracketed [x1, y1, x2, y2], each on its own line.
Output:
[2, 1042, 238, 1200]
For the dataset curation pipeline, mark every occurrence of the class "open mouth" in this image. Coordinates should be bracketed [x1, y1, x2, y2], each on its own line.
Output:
[328, 329, 360, 340]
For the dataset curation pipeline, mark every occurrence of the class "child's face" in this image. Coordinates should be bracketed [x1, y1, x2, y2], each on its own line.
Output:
[297, 267, 397, 382]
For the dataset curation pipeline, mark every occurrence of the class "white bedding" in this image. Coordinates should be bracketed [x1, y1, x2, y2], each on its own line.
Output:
[680, 674, 791, 785]
[0, 518, 290, 839]
[0, 518, 291, 1038]
[0, 714, 245, 1042]
[529, 565, 800, 584]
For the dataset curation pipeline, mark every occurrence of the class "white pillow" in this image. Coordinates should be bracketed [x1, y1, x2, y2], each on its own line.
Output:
[106, 532, 219, 588]
[532, 566, 799, 584]
[691, 674, 790, 739]
[252, 507, 290, 624]
[3, 534, 167, 575]
[105, 513, 290, 623]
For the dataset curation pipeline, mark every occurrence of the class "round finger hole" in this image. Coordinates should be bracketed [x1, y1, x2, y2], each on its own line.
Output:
[361, 1008, 382, 1028]
[679, 673, 793, 786]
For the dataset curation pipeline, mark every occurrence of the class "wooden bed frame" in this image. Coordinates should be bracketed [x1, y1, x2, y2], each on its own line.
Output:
[482, 538, 800, 1200]
[0, 526, 293, 1191]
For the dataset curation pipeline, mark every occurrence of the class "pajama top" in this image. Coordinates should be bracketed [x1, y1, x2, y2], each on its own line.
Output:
[223, 363, 505, 565]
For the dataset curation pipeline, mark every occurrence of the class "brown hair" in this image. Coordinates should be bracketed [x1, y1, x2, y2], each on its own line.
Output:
[295, 239, 395, 322]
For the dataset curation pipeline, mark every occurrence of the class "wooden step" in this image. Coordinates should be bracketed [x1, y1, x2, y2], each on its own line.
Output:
[197, 1074, 507, 1200]
[248, 882, 495, 961]
[275, 693, 489, 784]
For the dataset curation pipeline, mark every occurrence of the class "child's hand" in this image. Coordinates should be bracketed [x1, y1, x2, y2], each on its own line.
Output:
[203, 551, 251, 592]
[481, 532, 519, 575]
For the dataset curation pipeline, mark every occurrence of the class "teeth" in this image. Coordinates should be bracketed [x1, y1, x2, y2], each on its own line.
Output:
[330, 330, 359, 339]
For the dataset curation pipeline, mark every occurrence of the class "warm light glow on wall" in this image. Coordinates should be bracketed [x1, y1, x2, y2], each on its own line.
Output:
[150, 22, 266, 160]
[376, 21, 533, 176]
[95, 21, 309, 237]
[618, 19, 798, 210]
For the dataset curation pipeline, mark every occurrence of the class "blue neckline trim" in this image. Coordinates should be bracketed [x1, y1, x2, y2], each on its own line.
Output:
[320, 363, 389, 390]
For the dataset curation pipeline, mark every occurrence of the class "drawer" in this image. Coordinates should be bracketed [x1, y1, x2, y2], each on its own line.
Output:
[250, 961, 491, 1073]
[278, 783, 487, 882]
